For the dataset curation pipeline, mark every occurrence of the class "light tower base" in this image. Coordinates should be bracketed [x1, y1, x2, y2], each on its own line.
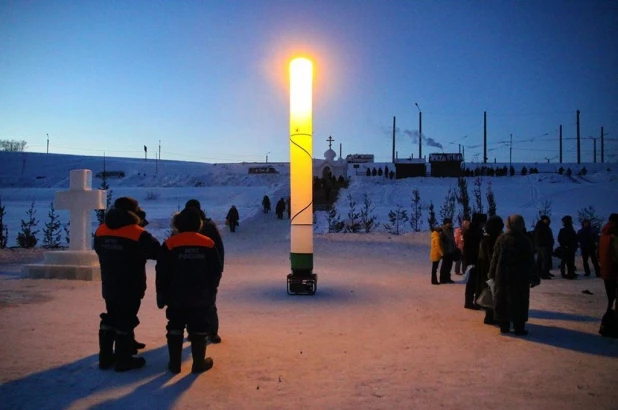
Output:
[287, 273, 317, 295]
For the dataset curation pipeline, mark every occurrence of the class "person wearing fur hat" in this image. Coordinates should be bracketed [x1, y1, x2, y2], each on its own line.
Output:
[184, 199, 225, 344]
[463, 213, 487, 309]
[94, 197, 161, 371]
[558, 215, 578, 279]
[533, 215, 555, 280]
[476, 215, 504, 324]
[488, 214, 537, 335]
[156, 207, 223, 373]
[598, 213, 618, 337]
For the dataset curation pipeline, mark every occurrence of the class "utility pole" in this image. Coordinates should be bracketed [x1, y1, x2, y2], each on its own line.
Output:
[601, 126, 605, 163]
[46, 134, 49, 154]
[593, 138, 597, 163]
[483, 111, 487, 163]
[577, 110, 581, 164]
[391, 116, 395, 162]
[159, 140, 161, 161]
[509, 133, 513, 174]
[559, 125, 563, 163]
[415, 103, 422, 160]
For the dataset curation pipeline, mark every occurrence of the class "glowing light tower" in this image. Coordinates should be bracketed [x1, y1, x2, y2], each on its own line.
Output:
[287, 57, 317, 295]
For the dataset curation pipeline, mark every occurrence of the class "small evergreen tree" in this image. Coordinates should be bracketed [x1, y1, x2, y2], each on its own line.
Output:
[409, 187, 423, 232]
[577, 205, 602, 232]
[558, 167, 564, 175]
[472, 176, 484, 214]
[327, 202, 344, 233]
[17, 201, 39, 248]
[533, 200, 553, 228]
[456, 176, 471, 225]
[344, 194, 361, 233]
[384, 205, 408, 235]
[64, 221, 70, 246]
[0, 195, 8, 249]
[427, 201, 437, 230]
[579, 167, 587, 176]
[359, 193, 379, 233]
[521, 166, 528, 176]
[486, 180, 497, 217]
[42, 201, 63, 248]
[439, 187, 457, 223]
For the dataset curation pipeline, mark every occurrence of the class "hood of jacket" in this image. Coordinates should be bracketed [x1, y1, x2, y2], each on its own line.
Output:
[104, 208, 140, 230]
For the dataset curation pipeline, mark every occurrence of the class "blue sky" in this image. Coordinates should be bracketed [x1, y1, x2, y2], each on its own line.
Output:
[1, 0, 617, 164]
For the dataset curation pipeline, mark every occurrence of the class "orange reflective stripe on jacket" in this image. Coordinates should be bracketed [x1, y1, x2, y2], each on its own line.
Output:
[95, 224, 145, 242]
[165, 232, 215, 250]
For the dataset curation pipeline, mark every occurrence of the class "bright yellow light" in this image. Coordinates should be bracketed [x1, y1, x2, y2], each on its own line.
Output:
[290, 57, 313, 263]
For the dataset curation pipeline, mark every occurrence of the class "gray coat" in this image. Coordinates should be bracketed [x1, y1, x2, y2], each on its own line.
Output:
[488, 229, 536, 323]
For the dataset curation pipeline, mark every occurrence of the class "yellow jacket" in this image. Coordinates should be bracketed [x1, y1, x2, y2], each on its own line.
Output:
[430, 230, 443, 262]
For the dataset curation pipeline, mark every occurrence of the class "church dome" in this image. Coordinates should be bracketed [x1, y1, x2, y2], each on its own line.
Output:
[324, 148, 337, 161]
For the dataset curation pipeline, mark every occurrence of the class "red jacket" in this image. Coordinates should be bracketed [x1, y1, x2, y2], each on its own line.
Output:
[599, 221, 618, 280]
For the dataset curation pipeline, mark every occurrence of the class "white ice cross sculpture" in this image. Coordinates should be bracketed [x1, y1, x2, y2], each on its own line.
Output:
[55, 169, 106, 251]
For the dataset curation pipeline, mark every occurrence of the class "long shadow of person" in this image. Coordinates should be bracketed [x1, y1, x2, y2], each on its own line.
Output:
[528, 309, 599, 322]
[521, 323, 618, 358]
[0, 344, 192, 410]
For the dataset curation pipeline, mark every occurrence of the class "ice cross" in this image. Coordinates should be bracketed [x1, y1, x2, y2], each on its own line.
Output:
[55, 169, 106, 251]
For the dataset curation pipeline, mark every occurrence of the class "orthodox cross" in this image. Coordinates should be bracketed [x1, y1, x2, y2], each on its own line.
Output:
[326, 135, 335, 149]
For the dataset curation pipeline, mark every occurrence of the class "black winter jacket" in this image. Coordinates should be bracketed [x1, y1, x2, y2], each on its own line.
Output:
[463, 224, 484, 267]
[558, 225, 578, 251]
[576, 226, 598, 250]
[197, 210, 225, 271]
[156, 232, 222, 310]
[533, 221, 554, 249]
[94, 209, 161, 302]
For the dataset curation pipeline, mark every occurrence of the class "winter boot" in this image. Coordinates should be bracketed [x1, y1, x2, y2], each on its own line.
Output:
[114, 331, 146, 372]
[167, 331, 184, 374]
[483, 309, 496, 325]
[207, 334, 222, 344]
[98, 326, 116, 370]
[431, 272, 439, 285]
[130, 331, 146, 355]
[499, 322, 510, 334]
[190, 333, 214, 374]
[514, 322, 529, 336]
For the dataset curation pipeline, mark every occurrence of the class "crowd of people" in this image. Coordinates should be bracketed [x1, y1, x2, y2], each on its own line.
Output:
[430, 212, 618, 337]
[94, 197, 225, 374]
[262, 195, 291, 219]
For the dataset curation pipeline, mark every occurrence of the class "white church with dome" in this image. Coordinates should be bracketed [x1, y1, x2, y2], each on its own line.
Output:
[313, 136, 347, 180]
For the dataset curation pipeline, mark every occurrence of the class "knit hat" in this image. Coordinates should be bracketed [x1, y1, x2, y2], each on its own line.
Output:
[484, 215, 504, 236]
[540, 215, 551, 224]
[185, 199, 201, 210]
[174, 207, 203, 233]
[114, 197, 139, 213]
[561, 215, 573, 223]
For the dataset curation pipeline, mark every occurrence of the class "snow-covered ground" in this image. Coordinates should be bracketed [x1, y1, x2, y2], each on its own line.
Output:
[0, 151, 617, 409]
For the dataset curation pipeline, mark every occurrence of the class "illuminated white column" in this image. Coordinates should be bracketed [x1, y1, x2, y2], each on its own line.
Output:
[289, 58, 313, 274]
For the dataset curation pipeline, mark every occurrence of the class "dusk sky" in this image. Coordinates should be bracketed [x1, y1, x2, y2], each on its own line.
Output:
[1, 0, 617, 164]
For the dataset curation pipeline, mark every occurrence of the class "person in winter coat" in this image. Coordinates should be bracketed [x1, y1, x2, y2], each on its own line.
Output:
[156, 207, 223, 374]
[488, 214, 537, 335]
[262, 195, 271, 213]
[599, 213, 618, 313]
[463, 213, 487, 309]
[558, 215, 579, 279]
[226, 205, 239, 232]
[534, 215, 555, 280]
[454, 217, 470, 275]
[439, 218, 457, 284]
[577, 218, 601, 277]
[476, 215, 504, 324]
[275, 197, 286, 220]
[430, 226, 443, 285]
[184, 199, 225, 344]
[94, 197, 161, 371]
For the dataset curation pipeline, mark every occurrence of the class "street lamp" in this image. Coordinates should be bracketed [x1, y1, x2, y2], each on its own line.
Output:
[415, 103, 422, 160]
[266, 152, 271, 163]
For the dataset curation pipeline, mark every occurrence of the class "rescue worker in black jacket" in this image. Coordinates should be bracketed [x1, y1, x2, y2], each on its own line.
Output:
[184, 198, 224, 344]
[156, 207, 223, 374]
[94, 197, 160, 372]
[558, 215, 579, 279]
